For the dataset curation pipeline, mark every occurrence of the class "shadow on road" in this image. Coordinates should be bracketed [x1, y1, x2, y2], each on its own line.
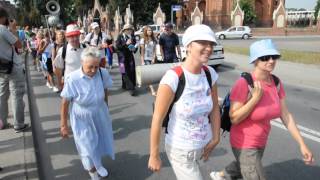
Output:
[265, 159, 320, 180]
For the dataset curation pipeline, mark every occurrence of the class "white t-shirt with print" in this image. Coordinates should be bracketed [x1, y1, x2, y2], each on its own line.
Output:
[140, 38, 156, 61]
[160, 66, 219, 150]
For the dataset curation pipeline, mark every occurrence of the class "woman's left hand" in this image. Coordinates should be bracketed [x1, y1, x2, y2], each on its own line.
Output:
[60, 126, 69, 138]
[201, 139, 219, 161]
[300, 144, 314, 165]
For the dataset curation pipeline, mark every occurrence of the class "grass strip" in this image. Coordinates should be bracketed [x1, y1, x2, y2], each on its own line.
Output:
[224, 46, 320, 65]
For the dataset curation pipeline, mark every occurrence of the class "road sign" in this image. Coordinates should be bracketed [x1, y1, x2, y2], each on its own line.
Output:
[172, 5, 182, 11]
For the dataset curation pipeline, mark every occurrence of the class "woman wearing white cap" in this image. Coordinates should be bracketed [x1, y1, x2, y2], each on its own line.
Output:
[210, 39, 314, 180]
[148, 24, 221, 180]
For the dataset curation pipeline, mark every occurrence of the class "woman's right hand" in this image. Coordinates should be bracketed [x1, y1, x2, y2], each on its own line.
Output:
[60, 126, 69, 138]
[148, 155, 162, 172]
[126, 39, 132, 45]
[251, 81, 263, 102]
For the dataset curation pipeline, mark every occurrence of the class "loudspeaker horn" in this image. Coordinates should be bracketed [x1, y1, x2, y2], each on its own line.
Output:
[46, 0, 60, 15]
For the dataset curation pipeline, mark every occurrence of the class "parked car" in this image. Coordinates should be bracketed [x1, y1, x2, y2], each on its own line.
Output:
[134, 24, 161, 39]
[156, 34, 224, 68]
[215, 26, 252, 40]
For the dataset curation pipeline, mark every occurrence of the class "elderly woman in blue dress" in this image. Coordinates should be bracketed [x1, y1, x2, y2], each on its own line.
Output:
[60, 47, 114, 180]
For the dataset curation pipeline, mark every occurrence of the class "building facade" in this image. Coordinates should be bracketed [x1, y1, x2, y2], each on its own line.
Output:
[181, 0, 285, 28]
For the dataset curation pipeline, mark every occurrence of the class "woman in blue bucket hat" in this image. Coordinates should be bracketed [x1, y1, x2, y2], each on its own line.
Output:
[210, 39, 314, 180]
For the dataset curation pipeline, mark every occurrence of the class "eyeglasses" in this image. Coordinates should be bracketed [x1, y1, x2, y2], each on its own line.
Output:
[259, 55, 280, 61]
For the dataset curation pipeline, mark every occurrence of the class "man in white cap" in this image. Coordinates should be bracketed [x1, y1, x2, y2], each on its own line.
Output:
[84, 22, 107, 67]
[54, 24, 87, 90]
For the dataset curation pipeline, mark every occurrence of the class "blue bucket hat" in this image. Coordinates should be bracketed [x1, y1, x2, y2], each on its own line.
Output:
[249, 39, 280, 64]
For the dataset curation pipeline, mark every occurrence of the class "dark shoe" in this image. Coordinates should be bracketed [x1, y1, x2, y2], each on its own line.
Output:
[0, 166, 2, 171]
[130, 90, 137, 96]
[14, 124, 30, 133]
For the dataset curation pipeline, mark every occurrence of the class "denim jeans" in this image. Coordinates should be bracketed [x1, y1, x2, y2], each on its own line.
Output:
[0, 65, 26, 129]
[165, 144, 205, 180]
[224, 147, 266, 180]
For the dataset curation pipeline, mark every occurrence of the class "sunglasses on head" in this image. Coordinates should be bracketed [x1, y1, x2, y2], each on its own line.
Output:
[259, 55, 280, 61]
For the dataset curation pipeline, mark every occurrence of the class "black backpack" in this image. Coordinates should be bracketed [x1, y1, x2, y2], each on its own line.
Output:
[220, 72, 280, 133]
[160, 65, 212, 133]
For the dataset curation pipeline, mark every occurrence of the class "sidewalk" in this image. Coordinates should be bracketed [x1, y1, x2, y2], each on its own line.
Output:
[223, 52, 320, 90]
[0, 54, 38, 179]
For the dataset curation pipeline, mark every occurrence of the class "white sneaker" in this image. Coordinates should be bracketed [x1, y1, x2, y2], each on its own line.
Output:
[210, 171, 226, 180]
[97, 166, 108, 178]
[89, 171, 100, 180]
[52, 87, 59, 92]
[46, 82, 53, 89]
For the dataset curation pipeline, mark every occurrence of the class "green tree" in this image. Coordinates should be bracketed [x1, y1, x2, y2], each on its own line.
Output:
[13, 0, 179, 27]
[315, 0, 320, 21]
[239, 0, 256, 25]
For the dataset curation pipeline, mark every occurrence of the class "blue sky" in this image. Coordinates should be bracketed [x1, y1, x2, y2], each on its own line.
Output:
[285, 0, 318, 10]
[8, 0, 318, 10]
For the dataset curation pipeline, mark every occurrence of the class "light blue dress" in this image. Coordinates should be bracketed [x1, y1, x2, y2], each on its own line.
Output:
[61, 68, 114, 174]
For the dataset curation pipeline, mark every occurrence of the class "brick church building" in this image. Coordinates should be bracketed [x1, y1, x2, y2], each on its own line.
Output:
[181, 0, 285, 28]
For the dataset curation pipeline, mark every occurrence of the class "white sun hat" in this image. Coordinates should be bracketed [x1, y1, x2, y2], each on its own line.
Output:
[182, 24, 217, 47]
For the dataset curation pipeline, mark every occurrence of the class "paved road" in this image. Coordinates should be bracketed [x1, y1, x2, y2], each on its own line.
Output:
[28, 51, 320, 180]
[219, 36, 320, 52]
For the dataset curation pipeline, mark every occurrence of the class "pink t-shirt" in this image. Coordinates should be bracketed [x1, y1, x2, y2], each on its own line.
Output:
[229, 74, 285, 149]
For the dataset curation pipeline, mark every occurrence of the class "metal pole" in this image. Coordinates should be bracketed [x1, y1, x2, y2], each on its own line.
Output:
[171, 5, 173, 24]
[44, 15, 53, 43]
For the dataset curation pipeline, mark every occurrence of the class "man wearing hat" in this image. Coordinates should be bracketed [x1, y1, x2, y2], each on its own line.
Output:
[84, 22, 107, 67]
[159, 23, 181, 63]
[115, 24, 137, 96]
[54, 24, 87, 89]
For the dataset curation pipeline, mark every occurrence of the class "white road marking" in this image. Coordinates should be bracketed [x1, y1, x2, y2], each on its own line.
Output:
[271, 118, 320, 143]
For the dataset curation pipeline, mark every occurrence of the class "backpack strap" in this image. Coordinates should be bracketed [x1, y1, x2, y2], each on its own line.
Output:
[241, 72, 254, 88]
[163, 66, 185, 133]
[271, 74, 281, 92]
[62, 44, 67, 61]
[202, 65, 212, 89]
[172, 66, 185, 102]
[241, 72, 281, 95]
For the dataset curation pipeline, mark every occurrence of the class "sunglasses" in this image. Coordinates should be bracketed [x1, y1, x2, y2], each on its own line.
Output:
[259, 55, 280, 61]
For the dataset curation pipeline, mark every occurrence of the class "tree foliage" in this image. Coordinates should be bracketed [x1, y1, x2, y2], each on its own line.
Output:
[239, 0, 256, 25]
[13, 0, 179, 27]
[315, 0, 320, 21]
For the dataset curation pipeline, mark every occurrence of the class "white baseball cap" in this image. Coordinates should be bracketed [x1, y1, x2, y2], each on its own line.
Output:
[91, 22, 100, 29]
[65, 24, 80, 37]
[182, 24, 217, 47]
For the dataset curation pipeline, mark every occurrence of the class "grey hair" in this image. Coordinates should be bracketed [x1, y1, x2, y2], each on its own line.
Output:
[81, 47, 101, 62]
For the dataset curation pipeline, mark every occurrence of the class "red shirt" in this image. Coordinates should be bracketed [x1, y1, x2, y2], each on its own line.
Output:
[229, 74, 285, 148]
